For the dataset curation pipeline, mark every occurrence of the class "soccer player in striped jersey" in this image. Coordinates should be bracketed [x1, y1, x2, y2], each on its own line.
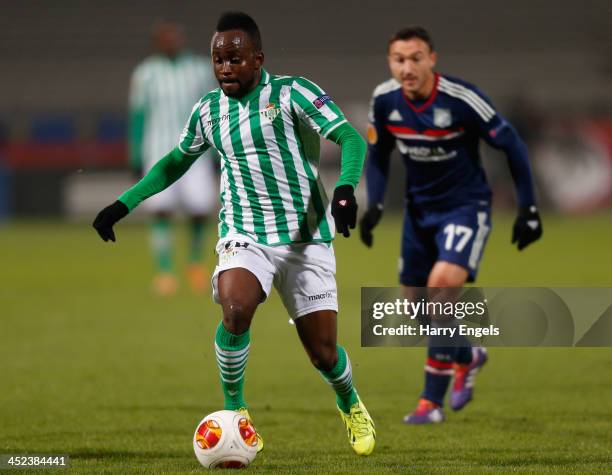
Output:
[93, 11, 375, 455]
[360, 26, 543, 424]
[129, 21, 218, 296]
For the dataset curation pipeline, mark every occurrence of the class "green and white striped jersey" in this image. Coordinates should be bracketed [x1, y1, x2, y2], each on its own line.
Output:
[130, 52, 217, 168]
[178, 68, 348, 245]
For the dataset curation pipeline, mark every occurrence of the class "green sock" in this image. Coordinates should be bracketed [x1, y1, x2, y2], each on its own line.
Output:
[215, 322, 250, 410]
[320, 345, 359, 413]
[189, 219, 206, 264]
[151, 218, 172, 272]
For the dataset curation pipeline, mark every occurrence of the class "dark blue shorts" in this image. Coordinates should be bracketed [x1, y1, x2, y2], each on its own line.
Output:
[399, 202, 492, 286]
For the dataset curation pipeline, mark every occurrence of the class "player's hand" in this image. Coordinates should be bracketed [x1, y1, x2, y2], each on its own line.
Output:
[331, 185, 357, 238]
[92, 200, 129, 242]
[512, 205, 542, 250]
[359, 205, 383, 247]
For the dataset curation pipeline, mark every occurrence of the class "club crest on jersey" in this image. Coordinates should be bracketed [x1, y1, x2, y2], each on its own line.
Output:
[433, 108, 452, 127]
[313, 94, 332, 109]
[260, 103, 281, 122]
[367, 124, 378, 144]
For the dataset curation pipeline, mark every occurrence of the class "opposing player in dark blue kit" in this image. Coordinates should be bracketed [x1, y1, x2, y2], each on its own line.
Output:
[360, 27, 543, 423]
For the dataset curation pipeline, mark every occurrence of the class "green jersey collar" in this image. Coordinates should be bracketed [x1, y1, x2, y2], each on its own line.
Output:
[230, 68, 270, 105]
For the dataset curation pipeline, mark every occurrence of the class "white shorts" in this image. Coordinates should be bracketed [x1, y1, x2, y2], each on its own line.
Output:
[143, 151, 218, 215]
[211, 234, 338, 319]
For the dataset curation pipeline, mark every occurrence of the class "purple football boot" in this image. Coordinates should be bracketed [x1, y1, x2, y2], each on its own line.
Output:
[450, 347, 488, 411]
[403, 398, 445, 424]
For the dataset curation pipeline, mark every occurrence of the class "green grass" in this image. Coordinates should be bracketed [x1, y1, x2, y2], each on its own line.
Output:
[1, 212, 611, 474]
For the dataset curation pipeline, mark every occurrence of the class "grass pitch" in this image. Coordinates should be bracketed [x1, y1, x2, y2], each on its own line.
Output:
[1, 212, 611, 473]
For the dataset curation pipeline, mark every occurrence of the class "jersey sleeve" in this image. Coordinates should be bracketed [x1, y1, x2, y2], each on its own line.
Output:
[367, 89, 396, 156]
[460, 85, 537, 207]
[365, 89, 396, 207]
[177, 101, 211, 157]
[289, 77, 347, 138]
[118, 147, 199, 211]
[454, 84, 506, 141]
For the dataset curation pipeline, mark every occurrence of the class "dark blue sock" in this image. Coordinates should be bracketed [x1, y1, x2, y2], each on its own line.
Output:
[455, 337, 474, 365]
[422, 344, 456, 406]
[420, 310, 474, 405]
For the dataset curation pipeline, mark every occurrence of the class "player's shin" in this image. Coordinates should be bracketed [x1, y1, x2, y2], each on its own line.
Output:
[151, 217, 173, 272]
[421, 290, 473, 406]
[214, 322, 250, 410]
[188, 217, 206, 264]
[320, 344, 358, 413]
[324, 344, 376, 455]
[187, 218, 209, 293]
[422, 345, 456, 406]
[423, 330, 471, 404]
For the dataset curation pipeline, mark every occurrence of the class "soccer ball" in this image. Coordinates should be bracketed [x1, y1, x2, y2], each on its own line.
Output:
[193, 410, 258, 469]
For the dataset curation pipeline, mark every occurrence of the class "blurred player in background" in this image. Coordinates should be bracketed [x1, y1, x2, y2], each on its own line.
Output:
[360, 26, 543, 423]
[129, 21, 218, 296]
[95, 11, 376, 455]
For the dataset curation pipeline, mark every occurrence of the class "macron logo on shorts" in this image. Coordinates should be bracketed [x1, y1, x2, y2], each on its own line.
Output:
[307, 291, 335, 302]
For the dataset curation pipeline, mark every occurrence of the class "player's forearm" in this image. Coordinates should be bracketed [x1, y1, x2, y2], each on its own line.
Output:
[118, 147, 198, 211]
[327, 122, 366, 189]
[364, 146, 391, 207]
[128, 108, 145, 170]
[507, 140, 537, 208]
[495, 126, 537, 207]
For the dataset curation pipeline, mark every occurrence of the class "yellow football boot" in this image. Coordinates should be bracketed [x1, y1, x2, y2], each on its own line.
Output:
[338, 396, 376, 456]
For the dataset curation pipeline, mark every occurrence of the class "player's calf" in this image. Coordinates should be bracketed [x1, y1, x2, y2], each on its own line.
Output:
[221, 301, 257, 334]
[215, 268, 263, 415]
[306, 344, 338, 372]
[299, 332, 338, 372]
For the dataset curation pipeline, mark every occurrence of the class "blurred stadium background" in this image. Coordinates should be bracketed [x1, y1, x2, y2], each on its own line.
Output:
[0, 0, 611, 217]
[1, 1, 611, 473]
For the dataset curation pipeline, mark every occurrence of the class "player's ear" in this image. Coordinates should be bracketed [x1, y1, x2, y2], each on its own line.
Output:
[430, 51, 438, 67]
[254, 51, 264, 68]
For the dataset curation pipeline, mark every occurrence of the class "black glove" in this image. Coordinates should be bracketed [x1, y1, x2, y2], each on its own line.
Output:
[331, 185, 357, 238]
[512, 205, 542, 251]
[92, 200, 129, 242]
[359, 204, 383, 247]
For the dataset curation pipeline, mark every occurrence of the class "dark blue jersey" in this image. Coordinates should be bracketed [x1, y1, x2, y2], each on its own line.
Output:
[366, 73, 536, 209]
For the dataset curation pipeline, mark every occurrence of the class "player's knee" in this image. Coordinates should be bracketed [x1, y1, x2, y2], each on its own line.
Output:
[428, 264, 468, 287]
[221, 300, 256, 334]
[429, 274, 461, 287]
[308, 342, 338, 371]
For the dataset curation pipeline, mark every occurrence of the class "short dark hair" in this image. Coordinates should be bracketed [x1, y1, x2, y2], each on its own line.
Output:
[216, 11, 262, 51]
[388, 26, 434, 51]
